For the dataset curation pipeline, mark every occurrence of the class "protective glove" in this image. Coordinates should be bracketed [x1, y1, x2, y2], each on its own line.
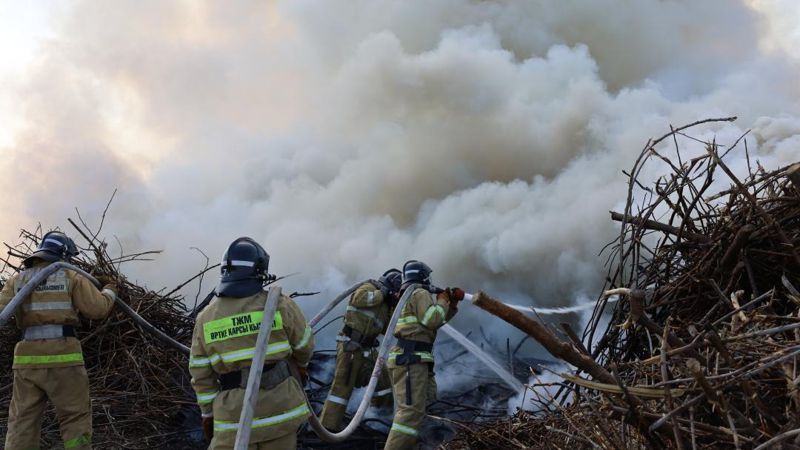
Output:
[445, 287, 465, 319]
[202, 416, 214, 442]
[448, 287, 466, 301]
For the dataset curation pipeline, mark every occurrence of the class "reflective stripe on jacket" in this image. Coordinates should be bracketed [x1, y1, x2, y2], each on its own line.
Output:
[387, 287, 451, 367]
[188, 289, 314, 445]
[0, 260, 114, 369]
[342, 281, 391, 340]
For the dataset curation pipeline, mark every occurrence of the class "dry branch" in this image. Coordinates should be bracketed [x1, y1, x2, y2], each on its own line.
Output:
[446, 119, 800, 450]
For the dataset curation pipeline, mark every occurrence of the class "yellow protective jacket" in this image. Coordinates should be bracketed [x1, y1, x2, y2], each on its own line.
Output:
[342, 281, 391, 341]
[0, 260, 115, 369]
[386, 287, 453, 367]
[189, 290, 314, 445]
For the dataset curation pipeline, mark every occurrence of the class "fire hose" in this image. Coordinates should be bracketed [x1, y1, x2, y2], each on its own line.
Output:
[238, 284, 531, 445]
[232, 283, 422, 446]
[0, 268, 419, 445]
[2, 268, 529, 444]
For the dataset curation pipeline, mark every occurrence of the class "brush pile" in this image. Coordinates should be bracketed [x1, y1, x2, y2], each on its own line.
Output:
[0, 220, 203, 449]
[447, 118, 800, 449]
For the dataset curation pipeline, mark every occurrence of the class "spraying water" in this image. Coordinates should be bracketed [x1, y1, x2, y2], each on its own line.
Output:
[504, 297, 619, 315]
[440, 324, 524, 393]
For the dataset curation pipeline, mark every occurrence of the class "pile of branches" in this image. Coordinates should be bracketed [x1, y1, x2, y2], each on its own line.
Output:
[0, 217, 204, 448]
[447, 118, 800, 449]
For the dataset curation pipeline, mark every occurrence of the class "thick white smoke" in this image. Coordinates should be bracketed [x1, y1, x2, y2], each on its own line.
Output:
[1, 1, 799, 357]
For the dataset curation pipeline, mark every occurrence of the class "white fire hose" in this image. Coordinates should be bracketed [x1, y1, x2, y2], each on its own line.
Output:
[304, 288, 528, 442]
[234, 286, 282, 449]
[234, 282, 421, 444]
[2, 268, 527, 445]
[307, 282, 362, 328]
[304, 283, 421, 442]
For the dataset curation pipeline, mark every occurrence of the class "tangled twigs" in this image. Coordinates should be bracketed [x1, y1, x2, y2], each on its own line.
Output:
[446, 119, 800, 449]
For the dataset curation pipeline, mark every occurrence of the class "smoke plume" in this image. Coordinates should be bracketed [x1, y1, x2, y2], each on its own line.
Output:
[1, 0, 799, 354]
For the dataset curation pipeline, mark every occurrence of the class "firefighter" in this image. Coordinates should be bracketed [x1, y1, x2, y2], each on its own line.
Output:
[384, 260, 464, 449]
[0, 231, 118, 450]
[319, 268, 402, 430]
[189, 237, 314, 449]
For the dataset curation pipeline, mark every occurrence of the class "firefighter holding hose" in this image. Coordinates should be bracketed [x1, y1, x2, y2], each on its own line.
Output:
[319, 268, 402, 430]
[188, 237, 314, 449]
[0, 231, 118, 450]
[385, 260, 464, 449]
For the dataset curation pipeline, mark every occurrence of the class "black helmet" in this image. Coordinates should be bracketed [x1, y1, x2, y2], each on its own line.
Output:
[402, 260, 432, 286]
[24, 231, 78, 267]
[217, 237, 271, 298]
[379, 268, 402, 294]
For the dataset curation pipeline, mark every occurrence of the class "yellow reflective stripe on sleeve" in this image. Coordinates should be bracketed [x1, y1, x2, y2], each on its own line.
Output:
[391, 422, 418, 436]
[421, 305, 445, 327]
[203, 310, 283, 344]
[293, 326, 313, 350]
[189, 355, 212, 368]
[196, 390, 218, 405]
[14, 353, 84, 365]
[396, 316, 418, 325]
[213, 403, 309, 432]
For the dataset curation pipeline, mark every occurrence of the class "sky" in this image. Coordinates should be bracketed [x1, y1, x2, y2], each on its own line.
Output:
[0, 0, 798, 356]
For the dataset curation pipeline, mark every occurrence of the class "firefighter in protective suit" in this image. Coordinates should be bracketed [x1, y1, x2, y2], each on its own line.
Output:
[384, 260, 464, 450]
[319, 269, 402, 430]
[189, 237, 314, 449]
[0, 231, 117, 450]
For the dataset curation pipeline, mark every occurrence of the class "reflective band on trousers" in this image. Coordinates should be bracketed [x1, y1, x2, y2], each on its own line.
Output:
[214, 403, 309, 432]
[327, 394, 349, 405]
[64, 433, 91, 449]
[189, 341, 291, 368]
[21, 301, 73, 312]
[14, 352, 84, 365]
[391, 422, 418, 436]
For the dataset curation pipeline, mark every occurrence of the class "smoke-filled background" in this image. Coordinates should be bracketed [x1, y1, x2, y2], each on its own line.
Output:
[0, 1, 799, 354]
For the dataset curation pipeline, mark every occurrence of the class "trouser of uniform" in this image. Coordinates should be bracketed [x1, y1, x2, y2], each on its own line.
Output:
[384, 363, 436, 450]
[319, 343, 393, 431]
[211, 431, 297, 450]
[5, 366, 92, 450]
